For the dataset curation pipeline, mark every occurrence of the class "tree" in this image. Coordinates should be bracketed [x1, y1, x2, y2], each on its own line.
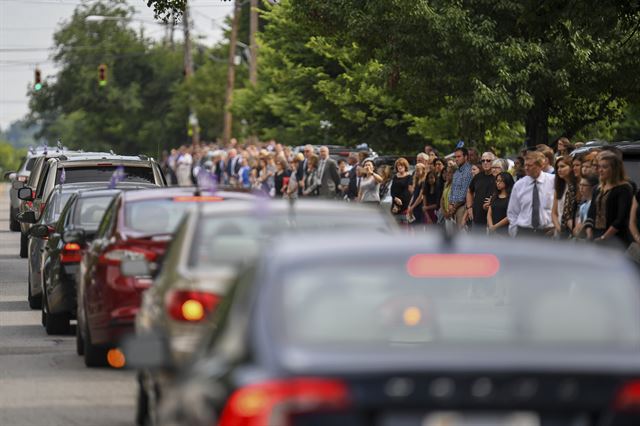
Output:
[289, 0, 640, 147]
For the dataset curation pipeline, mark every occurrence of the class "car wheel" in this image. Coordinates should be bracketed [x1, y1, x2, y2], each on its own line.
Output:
[9, 208, 20, 232]
[136, 374, 150, 426]
[27, 268, 42, 310]
[83, 323, 107, 367]
[20, 232, 28, 258]
[76, 319, 84, 356]
[43, 290, 70, 335]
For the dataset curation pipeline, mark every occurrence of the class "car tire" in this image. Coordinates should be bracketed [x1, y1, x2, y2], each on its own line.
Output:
[27, 271, 42, 310]
[20, 232, 28, 258]
[76, 321, 84, 356]
[83, 323, 107, 368]
[9, 208, 20, 232]
[43, 290, 70, 335]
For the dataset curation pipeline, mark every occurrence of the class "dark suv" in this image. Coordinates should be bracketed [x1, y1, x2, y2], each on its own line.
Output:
[17, 152, 166, 258]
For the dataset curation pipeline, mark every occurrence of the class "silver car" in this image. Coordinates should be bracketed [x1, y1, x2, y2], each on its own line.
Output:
[133, 199, 396, 425]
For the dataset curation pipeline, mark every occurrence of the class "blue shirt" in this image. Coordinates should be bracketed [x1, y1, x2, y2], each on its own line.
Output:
[449, 162, 473, 204]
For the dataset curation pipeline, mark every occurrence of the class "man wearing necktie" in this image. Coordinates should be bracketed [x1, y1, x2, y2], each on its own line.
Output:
[317, 146, 341, 198]
[507, 151, 555, 237]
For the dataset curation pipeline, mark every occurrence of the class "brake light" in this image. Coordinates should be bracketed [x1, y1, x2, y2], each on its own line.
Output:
[60, 243, 82, 263]
[166, 290, 220, 322]
[219, 378, 349, 426]
[406, 254, 500, 278]
[614, 380, 640, 411]
[96, 163, 113, 166]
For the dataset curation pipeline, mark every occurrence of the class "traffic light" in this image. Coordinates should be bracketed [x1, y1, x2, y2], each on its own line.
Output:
[98, 64, 107, 87]
[34, 68, 42, 91]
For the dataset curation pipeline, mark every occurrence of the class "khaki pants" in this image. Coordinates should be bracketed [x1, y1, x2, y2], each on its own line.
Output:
[454, 205, 467, 229]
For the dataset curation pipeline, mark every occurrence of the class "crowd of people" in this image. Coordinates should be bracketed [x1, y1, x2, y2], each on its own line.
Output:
[159, 137, 640, 254]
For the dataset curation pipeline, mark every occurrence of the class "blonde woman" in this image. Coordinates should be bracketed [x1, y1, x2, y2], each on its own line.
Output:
[407, 163, 426, 225]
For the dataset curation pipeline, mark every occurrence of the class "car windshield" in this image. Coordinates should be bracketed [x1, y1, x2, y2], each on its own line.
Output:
[74, 196, 115, 231]
[42, 192, 73, 224]
[124, 199, 199, 235]
[277, 256, 640, 347]
[189, 213, 389, 269]
[55, 165, 155, 184]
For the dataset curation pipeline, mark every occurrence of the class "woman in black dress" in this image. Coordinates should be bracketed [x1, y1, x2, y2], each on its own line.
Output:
[273, 157, 291, 198]
[585, 152, 633, 249]
[391, 157, 412, 224]
[487, 172, 514, 235]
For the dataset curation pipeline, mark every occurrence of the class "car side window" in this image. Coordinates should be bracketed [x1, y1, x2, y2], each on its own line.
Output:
[57, 196, 76, 233]
[96, 198, 118, 239]
[35, 162, 51, 198]
[27, 158, 44, 187]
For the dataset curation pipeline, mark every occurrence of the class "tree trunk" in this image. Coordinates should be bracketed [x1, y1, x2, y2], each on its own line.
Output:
[525, 99, 549, 147]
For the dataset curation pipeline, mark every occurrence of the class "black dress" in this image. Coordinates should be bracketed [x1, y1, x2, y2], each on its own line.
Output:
[274, 170, 290, 198]
[587, 183, 633, 248]
[391, 175, 412, 214]
[411, 183, 425, 224]
[490, 195, 510, 235]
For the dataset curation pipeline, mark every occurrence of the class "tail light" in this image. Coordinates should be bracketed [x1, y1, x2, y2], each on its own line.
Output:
[60, 243, 82, 263]
[219, 378, 349, 426]
[39, 203, 46, 215]
[614, 380, 640, 411]
[166, 290, 220, 322]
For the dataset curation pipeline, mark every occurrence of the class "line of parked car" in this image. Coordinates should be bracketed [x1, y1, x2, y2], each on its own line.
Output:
[5, 146, 640, 426]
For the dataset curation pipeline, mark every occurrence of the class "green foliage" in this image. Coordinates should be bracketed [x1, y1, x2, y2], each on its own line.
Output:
[0, 141, 26, 175]
[145, 0, 185, 23]
[27, 0, 231, 156]
[234, 0, 640, 153]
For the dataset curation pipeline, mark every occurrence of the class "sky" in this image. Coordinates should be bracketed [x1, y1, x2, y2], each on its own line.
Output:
[0, 0, 234, 130]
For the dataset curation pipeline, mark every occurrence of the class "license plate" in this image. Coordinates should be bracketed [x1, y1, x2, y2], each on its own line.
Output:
[423, 412, 540, 426]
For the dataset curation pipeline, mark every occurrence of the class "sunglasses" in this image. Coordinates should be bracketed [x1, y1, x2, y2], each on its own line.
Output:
[481, 159, 493, 163]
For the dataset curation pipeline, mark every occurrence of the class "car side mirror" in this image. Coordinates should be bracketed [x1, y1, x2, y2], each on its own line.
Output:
[120, 331, 175, 371]
[29, 224, 52, 238]
[62, 229, 86, 245]
[3, 171, 16, 180]
[17, 187, 34, 201]
[120, 258, 151, 277]
[17, 211, 37, 224]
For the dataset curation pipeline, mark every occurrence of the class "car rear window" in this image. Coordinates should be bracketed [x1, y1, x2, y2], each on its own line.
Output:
[74, 196, 116, 231]
[277, 257, 640, 347]
[55, 165, 155, 184]
[189, 214, 390, 268]
[124, 199, 198, 235]
[24, 157, 37, 172]
[623, 157, 640, 189]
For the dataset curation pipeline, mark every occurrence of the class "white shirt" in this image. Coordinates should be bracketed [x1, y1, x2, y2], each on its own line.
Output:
[507, 172, 555, 236]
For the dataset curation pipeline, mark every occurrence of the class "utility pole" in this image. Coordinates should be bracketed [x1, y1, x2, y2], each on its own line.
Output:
[223, 0, 241, 146]
[183, 0, 200, 145]
[249, 0, 258, 86]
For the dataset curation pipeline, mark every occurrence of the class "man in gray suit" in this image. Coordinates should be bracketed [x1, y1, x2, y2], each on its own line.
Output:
[317, 146, 341, 199]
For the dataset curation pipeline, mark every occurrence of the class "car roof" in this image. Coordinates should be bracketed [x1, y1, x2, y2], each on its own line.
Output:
[196, 199, 393, 217]
[48, 152, 153, 165]
[120, 187, 257, 202]
[266, 232, 633, 270]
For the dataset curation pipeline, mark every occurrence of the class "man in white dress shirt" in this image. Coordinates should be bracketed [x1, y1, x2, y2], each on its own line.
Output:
[507, 150, 555, 237]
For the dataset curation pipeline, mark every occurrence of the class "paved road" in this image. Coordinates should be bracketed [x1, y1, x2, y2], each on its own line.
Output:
[0, 183, 136, 426]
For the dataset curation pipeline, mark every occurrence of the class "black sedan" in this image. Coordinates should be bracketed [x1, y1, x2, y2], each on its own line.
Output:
[129, 233, 640, 426]
[38, 188, 122, 334]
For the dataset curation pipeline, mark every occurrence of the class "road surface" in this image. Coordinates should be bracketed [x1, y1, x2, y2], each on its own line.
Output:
[0, 183, 136, 426]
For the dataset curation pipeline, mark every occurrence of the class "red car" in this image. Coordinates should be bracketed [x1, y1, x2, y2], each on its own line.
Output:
[76, 187, 254, 367]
